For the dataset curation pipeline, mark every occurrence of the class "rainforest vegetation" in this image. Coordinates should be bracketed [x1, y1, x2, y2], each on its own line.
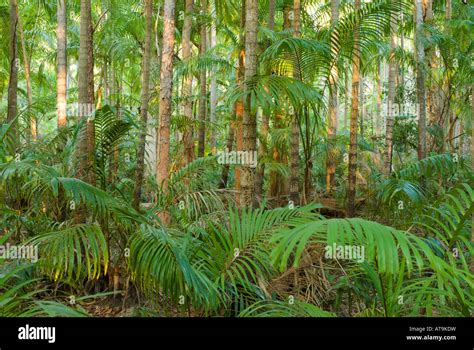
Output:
[0, 0, 472, 318]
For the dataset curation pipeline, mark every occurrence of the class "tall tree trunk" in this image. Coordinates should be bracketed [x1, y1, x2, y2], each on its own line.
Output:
[384, 13, 397, 175]
[197, 0, 207, 158]
[17, 11, 35, 142]
[209, 0, 217, 154]
[182, 0, 194, 165]
[326, 0, 339, 194]
[240, 0, 258, 207]
[75, 0, 95, 223]
[133, 0, 153, 210]
[424, 0, 443, 153]
[57, 0, 67, 129]
[7, 0, 18, 145]
[254, 0, 275, 202]
[289, 0, 301, 206]
[77, 0, 95, 182]
[155, 0, 176, 199]
[415, 0, 427, 160]
[346, 0, 361, 218]
[268, 4, 291, 205]
[234, 1, 246, 199]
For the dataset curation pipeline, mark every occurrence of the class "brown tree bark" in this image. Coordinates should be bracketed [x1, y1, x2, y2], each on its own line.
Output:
[209, 0, 217, 154]
[76, 0, 95, 184]
[415, 0, 427, 160]
[384, 13, 397, 175]
[346, 0, 361, 218]
[155, 0, 176, 195]
[234, 0, 246, 198]
[197, 0, 207, 158]
[240, 0, 258, 207]
[57, 0, 67, 129]
[133, 0, 153, 210]
[181, 0, 195, 165]
[289, 0, 301, 205]
[325, 0, 339, 194]
[75, 0, 95, 223]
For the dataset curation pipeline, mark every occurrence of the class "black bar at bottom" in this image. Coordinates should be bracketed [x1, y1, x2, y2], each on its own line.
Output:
[0, 317, 471, 348]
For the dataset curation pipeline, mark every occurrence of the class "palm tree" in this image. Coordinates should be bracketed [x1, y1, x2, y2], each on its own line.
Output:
[57, 0, 67, 129]
[182, 0, 194, 165]
[383, 9, 397, 175]
[289, 0, 301, 205]
[156, 0, 176, 200]
[415, 0, 427, 160]
[209, 0, 217, 154]
[133, 0, 153, 210]
[197, 0, 207, 158]
[240, 0, 258, 207]
[347, 0, 361, 217]
[17, 7, 35, 142]
[76, 0, 95, 187]
[7, 0, 18, 144]
[232, 1, 246, 198]
[254, 0, 276, 200]
[326, 0, 339, 194]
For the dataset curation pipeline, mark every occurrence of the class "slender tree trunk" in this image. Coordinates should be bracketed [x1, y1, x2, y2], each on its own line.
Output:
[7, 0, 18, 144]
[376, 58, 382, 136]
[326, 0, 339, 194]
[289, 0, 301, 206]
[182, 0, 194, 165]
[269, 4, 291, 205]
[384, 13, 397, 175]
[471, 90, 473, 243]
[359, 75, 364, 136]
[347, 0, 361, 218]
[219, 125, 234, 188]
[133, 0, 153, 210]
[75, 0, 95, 223]
[415, 0, 427, 160]
[57, 0, 67, 129]
[156, 0, 176, 196]
[234, 1, 246, 198]
[77, 0, 95, 183]
[424, 0, 443, 153]
[17, 11, 35, 142]
[344, 74, 350, 130]
[197, 0, 207, 158]
[254, 0, 275, 201]
[209, 0, 217, 154]
[240, 0, 258, 207]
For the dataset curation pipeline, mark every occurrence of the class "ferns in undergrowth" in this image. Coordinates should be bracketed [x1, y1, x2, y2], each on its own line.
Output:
[239, 299, 335, 317]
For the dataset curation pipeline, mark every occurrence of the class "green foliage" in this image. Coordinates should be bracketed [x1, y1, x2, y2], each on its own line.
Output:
[93, 105, 133, 190]
[239, 300, 335, 317]
[28, 224, 109, 282]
